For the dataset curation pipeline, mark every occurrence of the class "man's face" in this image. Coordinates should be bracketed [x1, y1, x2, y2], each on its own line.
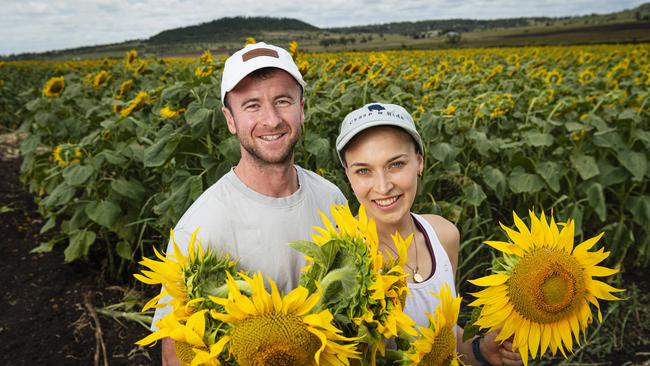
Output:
[222, 69, 304, 166]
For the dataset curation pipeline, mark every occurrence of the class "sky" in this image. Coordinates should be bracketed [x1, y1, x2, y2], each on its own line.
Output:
[1, 0, 647, 55]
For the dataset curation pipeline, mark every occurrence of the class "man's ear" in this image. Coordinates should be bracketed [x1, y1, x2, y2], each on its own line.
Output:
[222, 106, 237, 135]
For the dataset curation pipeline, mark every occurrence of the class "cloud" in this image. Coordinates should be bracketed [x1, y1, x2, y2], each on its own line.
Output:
[0, 0, 647, 55]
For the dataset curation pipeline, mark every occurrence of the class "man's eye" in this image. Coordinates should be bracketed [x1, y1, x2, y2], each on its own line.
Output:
[244, 104, 260, 111]
[276, 99, 293, 107]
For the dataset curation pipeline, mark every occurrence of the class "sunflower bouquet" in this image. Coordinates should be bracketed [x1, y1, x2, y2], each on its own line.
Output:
[466, 210, 625, 366]
[135, 228, 361, 366]
[290, 204, 418, 365]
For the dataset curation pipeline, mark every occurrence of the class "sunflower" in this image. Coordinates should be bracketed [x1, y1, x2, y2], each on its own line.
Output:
[578, 68, 596, 85]
[120, 90, 148, 117]
[91, 70, 110, 89]
[195, 65, 215, 78]
[545, 69, 563, 86]
[200, 50, 214, 65]
[209, 272, 360, 366]
[43, 76, 65, 97]
[468, 210, 624, 366]
[52, 143, 82, 167]
[160, 105, 187, 119]
[135, 228, 241, 364]
[288, 41, 299, 59]
[407, 283, 462, 366]
[114, 79, 133, 100]
[125, 50, 137, 69]
[294, 204, 415, 363]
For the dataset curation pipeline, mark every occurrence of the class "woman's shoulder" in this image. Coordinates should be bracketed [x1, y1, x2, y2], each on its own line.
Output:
[419, 214, 459, 243]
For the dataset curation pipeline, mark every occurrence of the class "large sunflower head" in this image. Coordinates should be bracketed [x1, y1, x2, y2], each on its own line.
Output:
[209, 272, 360, 366]
[407, 283, 462, 366]
[43, 76, 65, 97]
[468, 210, 624, 366]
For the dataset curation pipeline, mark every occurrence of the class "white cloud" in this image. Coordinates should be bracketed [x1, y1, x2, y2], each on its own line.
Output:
[0, 0, 647, 55]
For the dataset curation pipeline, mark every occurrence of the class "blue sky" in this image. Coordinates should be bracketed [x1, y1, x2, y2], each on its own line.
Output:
[0, 0, 647, 55]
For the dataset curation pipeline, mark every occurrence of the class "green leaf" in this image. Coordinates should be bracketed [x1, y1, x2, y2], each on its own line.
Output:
[570, 153, 599, 180]
[319, 266, 359, 307]
[85, 200, 121, 228]
[627, 196, 650, 229]
[62, 164, 94, 186]
[482, 166, 507, 200]
[616, 150, 647, 182]
[218, 135, 241, 162]
[30, 239, 57, 254]
[40, 216, 56, 234]
[144, 133, 181, 167]
[535, 161, 562, 192]
[64, 229, 96, 262]
[42, 183, 75, 208]
[463, 182, 487, 206]
[116, 241, 132, 260]
[184, 106, 212, 127]
[508, 171, 545, 194]
[523, 131, 554, 147]
[584, 182, 606, 222]
[110, 179, 146, 201]
[430, 142, 455, 164]
[305, 136, 330, 157]
[99, 150, 128, 165]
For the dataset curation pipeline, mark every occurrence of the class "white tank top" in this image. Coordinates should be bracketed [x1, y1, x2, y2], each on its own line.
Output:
[403, 213, 457, 328]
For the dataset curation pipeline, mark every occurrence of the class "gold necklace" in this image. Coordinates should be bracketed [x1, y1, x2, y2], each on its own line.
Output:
[381, 216, 423, 283]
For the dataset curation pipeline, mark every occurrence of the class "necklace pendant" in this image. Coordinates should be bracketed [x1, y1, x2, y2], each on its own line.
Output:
[413, 272, 424, 283]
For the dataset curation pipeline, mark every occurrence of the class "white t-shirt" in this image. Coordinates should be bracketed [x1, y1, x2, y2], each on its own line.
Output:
[151, 166, 346, 329]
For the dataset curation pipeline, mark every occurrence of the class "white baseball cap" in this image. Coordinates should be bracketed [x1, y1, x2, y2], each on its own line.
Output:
[220, 42, 306, 103]
[336, 102, 424, 166]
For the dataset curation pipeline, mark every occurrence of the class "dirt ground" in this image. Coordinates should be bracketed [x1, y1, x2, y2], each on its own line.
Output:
[0, 141, 161, 365]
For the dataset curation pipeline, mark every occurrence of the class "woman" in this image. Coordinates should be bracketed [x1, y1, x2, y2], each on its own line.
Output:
[336, 102, 522, 366]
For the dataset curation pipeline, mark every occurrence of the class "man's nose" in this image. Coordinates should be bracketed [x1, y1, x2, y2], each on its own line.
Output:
[260, 103, 283, 128]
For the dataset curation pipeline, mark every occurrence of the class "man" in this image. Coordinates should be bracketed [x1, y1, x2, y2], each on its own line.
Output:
[151, 42, 346, 365]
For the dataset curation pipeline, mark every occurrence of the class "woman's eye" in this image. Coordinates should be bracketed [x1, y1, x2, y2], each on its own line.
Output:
[356, 168, 369, 175]
[390, 161, 405, 169]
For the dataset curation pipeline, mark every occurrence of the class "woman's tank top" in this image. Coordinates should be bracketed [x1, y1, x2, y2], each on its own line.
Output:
[403, 213, 457, 328]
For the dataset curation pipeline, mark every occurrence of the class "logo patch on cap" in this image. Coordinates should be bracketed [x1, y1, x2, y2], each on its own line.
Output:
[242, 48, 280, 62]
[367, 104, 386, 112]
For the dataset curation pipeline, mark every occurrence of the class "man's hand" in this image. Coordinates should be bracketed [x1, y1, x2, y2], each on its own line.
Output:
[481, 331, 523, 366]
[162, 338, 181, 366]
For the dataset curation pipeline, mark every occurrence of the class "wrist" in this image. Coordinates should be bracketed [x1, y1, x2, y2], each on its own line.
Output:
[472, 336, 492, 366]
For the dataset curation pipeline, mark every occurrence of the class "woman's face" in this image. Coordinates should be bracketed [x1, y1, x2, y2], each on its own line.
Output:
[344, 126, 423, 227]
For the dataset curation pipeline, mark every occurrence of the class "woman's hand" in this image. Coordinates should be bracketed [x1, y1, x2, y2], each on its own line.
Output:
[480, 331, 523, 366]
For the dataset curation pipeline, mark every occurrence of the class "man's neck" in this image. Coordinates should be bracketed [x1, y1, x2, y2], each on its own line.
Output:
[233, 159, 299, 198]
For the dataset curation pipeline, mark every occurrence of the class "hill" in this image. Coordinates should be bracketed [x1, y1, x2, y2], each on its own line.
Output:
[4, 3, 650, 60]
[149, 16, 318, 44]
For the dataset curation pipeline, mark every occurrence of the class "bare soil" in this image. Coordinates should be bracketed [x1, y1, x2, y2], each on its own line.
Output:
[0, 147, 160, 365]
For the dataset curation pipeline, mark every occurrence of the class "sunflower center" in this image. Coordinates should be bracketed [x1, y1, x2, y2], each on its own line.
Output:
[421, 326, 457, 366]
[230, 313, 321, 366]
[507, 247, 586, 323]
[175, 341, 199, 364]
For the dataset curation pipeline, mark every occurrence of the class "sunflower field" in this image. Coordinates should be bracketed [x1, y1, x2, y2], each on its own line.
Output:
[1, 42, 649, 363]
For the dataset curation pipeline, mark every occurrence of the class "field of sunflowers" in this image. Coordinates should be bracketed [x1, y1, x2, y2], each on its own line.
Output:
[0, 42, 649, 364]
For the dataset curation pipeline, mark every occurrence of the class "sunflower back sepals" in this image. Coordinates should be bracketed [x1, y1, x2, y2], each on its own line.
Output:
[468, 209, 625, 365]
[292, 204, 416, 365]
[134, 228, 242, 365]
